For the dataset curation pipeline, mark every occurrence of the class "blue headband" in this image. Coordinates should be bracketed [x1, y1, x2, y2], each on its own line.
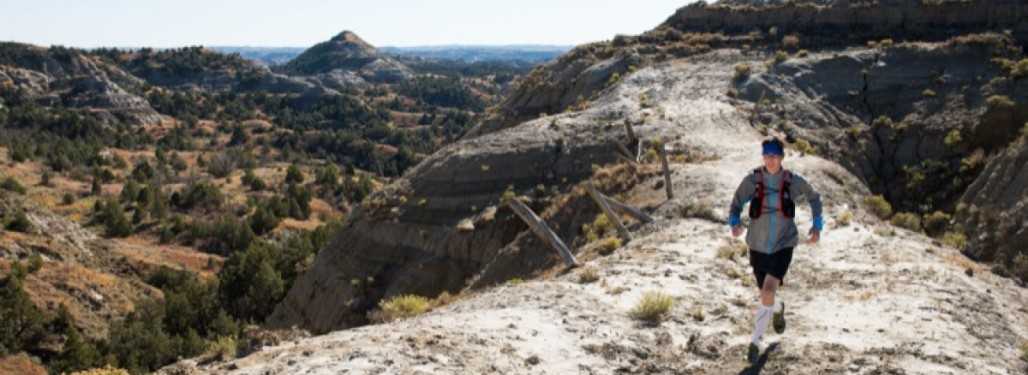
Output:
[762, 142, 784, 156]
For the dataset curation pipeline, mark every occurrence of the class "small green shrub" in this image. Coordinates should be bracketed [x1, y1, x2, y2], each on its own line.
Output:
[848, 126, 863, 138]
[6, 211, 32, 232]
[583, 214, 613, 243]
[285, 164, 304, 184]
[500, 185, 516, 204]
[733, 63, 751, 81]
[773, 51, 788, 64]
[1, 177, 26, 194]
[942, 231, 967, 249]
[716, 241, 747, 260]
[242, 169, 266, 191]
[629, 291, 675, 323]
[607, 72, 622, 87]
[1013, 254, 1028, 283]
[944, 129, 962, 147]
[792, 139, 815, 156]
[922, 211, 951, 236]
[373, 294, 432, 323]
[863, 195, 893, 219]
[872, 115, 894, 129]
[890, 212, 921, 232]
[1008, 59, 1028, 79]
[922, 89, 936, 97]
[578, 267, 600, 284]
[678, 199, 719, 221]
[986, 95, 1015, 110]
[598, 236, 622, 255]
[961, 149, 986, 173]
[207, 336, 237, 360]
[26, 254, 43, 273]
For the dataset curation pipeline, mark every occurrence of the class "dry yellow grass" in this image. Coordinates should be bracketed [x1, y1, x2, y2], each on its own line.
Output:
[943, 252, 977, 271]
[13, 261, 157, 339]
[835, 210, 854, 227]
[629, 291, 675, 323]
[113, 236, 223, 278]
[578, 267, 601, 283]
[597, 236, 622, 255]
[371, 294, 433, 323]
[70, 366, 131, 375]
[0, 353, 48, 375]
[716, 241, 747, 260]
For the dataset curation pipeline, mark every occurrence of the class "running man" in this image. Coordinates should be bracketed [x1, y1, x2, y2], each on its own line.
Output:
[728, 138, 823, 363]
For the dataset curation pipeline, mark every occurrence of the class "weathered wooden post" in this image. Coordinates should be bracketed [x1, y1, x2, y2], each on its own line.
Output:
[623, 120, 642, 162]
[601, 195, 654, 224]
[615, 142, 638, 166]
[507, 198, 579, 267]
[623, 119, 638, 144]
[585, 183, 632, 242]
[658, 143, 673, 200]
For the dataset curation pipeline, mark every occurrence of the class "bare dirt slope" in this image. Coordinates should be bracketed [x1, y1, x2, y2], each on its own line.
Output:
[161, 52, 1028, 374]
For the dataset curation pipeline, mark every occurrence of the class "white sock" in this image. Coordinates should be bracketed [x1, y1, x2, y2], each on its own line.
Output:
[774, 300, 782, 313]
[751, 304, 773, 345]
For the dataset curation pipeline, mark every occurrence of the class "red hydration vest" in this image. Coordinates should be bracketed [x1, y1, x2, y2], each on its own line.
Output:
[749, 168, 795, 219]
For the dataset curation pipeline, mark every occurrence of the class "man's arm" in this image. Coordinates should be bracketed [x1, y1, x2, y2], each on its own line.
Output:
[728, 174, 756, 229]
[792, 174, 824, 233]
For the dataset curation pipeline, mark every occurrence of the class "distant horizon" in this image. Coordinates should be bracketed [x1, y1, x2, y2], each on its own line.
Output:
[0, 0, 692, 49]
[78, 43, 576, 50]
[0, 42, 575, 53]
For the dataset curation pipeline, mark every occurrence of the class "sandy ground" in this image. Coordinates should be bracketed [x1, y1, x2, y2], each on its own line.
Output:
[160, 51, 1028, 375]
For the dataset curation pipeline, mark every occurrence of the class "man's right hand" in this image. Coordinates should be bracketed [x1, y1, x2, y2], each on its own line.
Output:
[731, 225, 744, 237]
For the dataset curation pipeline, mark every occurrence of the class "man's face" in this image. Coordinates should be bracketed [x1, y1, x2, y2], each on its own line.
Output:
[763, 154, 783, 172]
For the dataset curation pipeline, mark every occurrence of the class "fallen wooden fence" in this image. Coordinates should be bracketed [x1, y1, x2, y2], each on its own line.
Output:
[507, 198, 579, 268]
[586, 182, 632, 242]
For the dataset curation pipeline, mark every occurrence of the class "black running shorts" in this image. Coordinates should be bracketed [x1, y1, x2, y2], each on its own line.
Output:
[749, 247, 794, 288]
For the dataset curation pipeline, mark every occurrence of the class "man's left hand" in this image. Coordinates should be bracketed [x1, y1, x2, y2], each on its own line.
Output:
[807, 228, 820, 245]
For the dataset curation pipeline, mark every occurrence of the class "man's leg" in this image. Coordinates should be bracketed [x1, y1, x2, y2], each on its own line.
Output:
[751, 274, 781, 345]
[760, 274, 780, 306]
[764, 275, 786, 334]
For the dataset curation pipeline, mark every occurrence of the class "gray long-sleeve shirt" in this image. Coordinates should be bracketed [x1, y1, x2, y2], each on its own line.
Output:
[728, 167, 823, 254]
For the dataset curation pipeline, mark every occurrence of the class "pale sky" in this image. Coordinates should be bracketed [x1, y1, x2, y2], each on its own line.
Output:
[0, 0, 693, 48]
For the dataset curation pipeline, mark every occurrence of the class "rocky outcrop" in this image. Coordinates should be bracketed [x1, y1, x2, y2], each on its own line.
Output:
[267, 108, 632, 332]
[295, 69, 368, 92]
[736, 35, 1028, 214]
[358, 57, 413, 83]
[281, 31, 413, 83]
[0, 42, 162, 125]
[663, 0, 1028, 45]
[466, 45, 643, 137]
[107, 46, 320, 95]
[957, 137, 1028, 280]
